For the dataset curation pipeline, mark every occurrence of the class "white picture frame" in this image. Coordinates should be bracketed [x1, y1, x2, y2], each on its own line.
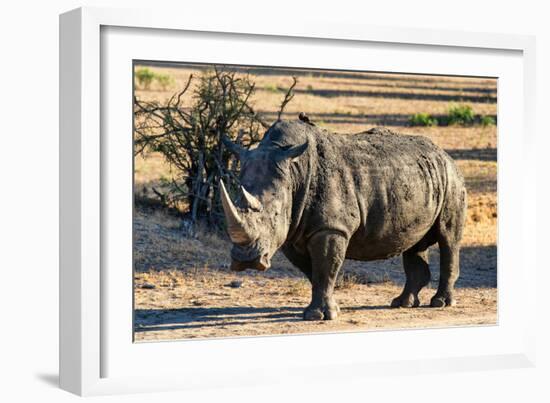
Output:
[59, 6, 537, 396]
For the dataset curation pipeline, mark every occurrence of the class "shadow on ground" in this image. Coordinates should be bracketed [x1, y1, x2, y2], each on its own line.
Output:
[446, 148, 496, 162]
[134, 305, 399, 333]
[291, 88, 495, 103]
[135, 306, 304, 332]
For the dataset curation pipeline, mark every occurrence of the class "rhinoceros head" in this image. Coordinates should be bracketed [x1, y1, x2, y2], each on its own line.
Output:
[220, 124, 308, 271]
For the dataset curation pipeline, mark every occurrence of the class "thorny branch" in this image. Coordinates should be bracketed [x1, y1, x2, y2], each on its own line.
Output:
[134, 68, 297, 229]
[277, 76, 297, 120]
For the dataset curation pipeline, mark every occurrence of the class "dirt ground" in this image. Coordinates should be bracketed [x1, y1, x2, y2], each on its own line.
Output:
[134, 270, 497, 341]
[133, 65, 498, 342]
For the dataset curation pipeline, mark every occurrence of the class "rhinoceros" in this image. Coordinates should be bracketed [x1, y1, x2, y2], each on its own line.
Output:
[220, 118, 467, 321]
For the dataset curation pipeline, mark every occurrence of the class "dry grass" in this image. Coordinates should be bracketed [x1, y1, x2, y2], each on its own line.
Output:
[133, 64, 497, 341]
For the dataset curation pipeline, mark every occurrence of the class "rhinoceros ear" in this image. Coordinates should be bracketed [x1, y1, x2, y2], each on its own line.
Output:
[221, 134, 248, 159]
[277, 141, 308, 162]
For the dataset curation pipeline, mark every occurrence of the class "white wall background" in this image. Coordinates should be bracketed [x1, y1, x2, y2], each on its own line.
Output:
[0, 1, 548, 401]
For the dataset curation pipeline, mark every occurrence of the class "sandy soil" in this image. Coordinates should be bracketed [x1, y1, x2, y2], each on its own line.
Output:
[133, 67, 497, 341]
[134, 269, 497, 341]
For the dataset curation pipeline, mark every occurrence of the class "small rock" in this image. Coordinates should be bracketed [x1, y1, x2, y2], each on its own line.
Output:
[139, 282, 156, 289]
[226, 280, 243, 288]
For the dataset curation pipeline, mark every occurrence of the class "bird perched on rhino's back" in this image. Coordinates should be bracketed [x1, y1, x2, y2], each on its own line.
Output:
[220, 117, 467, 321]
[298, 111, 314, 125]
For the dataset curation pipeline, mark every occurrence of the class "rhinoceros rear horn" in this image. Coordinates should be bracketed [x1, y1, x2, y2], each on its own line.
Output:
[241, 186, 263, 211]
[219, 180, 252, 244]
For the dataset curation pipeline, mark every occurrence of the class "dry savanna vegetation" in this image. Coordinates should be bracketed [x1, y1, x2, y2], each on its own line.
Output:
[133, 63, 497, 342]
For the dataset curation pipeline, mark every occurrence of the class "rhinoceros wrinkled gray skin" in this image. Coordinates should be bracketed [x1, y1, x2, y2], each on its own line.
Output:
[220, 118, 467, 321]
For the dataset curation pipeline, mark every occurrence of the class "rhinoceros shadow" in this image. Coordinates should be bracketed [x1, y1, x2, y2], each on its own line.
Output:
[134, 306, 305, 333]
[134, 304, 399, 333]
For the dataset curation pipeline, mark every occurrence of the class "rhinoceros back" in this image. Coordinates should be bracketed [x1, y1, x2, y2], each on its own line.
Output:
[300, 125, 464, 261]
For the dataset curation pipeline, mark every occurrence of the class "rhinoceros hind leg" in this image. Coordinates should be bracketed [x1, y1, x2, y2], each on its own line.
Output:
[430, 242, 460, 308]
[430, 187, 466, 308]
[391, 249, 431, 308]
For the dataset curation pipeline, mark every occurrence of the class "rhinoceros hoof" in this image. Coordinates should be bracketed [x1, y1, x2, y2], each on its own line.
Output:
[325, 305, 339, 320]
[303, 304, 339, 321]
[390, 293, 420, 308]
[303, 307, 324, 321]
[430, 295, 456, 308]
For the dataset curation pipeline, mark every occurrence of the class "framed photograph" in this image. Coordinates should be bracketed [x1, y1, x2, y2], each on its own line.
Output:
[60, 7, 537, 396]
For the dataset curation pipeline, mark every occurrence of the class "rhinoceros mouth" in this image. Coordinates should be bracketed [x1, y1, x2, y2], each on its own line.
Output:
[230, 254, 271, 272]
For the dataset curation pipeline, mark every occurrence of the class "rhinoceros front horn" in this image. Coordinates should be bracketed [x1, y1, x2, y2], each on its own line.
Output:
[219, 180, 252, 244]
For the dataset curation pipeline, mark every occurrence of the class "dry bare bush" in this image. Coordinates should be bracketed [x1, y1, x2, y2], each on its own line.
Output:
[134, 68, 296, 229]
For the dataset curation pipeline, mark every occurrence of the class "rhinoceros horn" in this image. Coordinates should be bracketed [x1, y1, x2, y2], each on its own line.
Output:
[219, 180, 253, 244]
[241, 186, 262, 211]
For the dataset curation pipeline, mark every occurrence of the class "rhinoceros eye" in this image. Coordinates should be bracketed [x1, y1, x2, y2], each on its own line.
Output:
[273, 161, 287, 176]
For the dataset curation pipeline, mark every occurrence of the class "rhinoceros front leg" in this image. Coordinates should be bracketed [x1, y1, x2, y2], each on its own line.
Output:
[303, 231, 348, 321]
